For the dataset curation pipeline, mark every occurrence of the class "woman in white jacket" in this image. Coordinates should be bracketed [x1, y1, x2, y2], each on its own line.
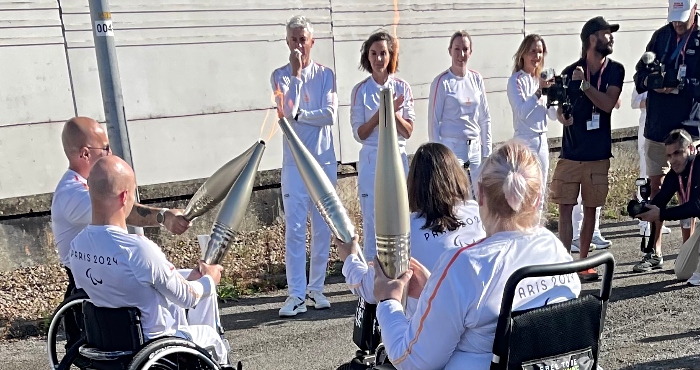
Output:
[337, 142, 486, 318]
[337, 140, 581, 370]
[506, 34, 556, 200]
[428, 30, 492, 194]
[351, 30, 415, 261]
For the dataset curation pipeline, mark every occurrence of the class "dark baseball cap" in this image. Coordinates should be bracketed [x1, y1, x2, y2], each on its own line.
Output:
[580, 16, 620, 41]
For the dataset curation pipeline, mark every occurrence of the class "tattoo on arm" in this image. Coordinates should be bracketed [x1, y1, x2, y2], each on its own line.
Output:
[136, 205, 152, 218]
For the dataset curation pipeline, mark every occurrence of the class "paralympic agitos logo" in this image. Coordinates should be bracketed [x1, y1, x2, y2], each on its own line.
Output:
[86, 268, 103, 286]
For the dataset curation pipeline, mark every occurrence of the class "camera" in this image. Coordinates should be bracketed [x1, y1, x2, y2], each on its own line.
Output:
[540, 68, 573, 119]
[641, 51, 685, 91]
[627, 178, 652, 217]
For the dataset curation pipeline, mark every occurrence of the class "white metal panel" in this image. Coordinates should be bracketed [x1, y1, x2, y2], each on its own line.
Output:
[0, 122, 69, 199]
[0, 45, 75, 126]
[126, 111, 287, 186]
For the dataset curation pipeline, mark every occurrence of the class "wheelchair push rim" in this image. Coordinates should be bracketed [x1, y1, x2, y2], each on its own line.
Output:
[46, 296, 88, 369]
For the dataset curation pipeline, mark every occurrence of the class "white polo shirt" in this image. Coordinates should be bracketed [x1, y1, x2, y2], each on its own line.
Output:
[51, 169, 92, 269]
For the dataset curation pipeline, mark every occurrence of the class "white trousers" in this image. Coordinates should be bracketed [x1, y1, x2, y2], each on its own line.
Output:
[174, 269, 229, 365]
[638, 120, 647, 179]
[439, 137, 482, 199]
[572, 194, 602, 238]
[281, 164, 337, 298]
[515, 133, 549, 211]
[357, 145, 409, 261]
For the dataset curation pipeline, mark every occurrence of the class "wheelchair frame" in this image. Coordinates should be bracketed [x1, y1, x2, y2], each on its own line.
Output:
[490, 251, 615, 370]
[47, 296, 237, 370]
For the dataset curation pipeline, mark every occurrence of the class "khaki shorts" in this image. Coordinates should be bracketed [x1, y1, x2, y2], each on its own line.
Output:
[644, 139, 670, 177]
[550, 158, 610, 207]
[645, 138, 700, 177]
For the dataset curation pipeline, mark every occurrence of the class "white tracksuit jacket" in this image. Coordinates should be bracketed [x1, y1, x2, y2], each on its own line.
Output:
[376, 227, 581, 370]
[342, 201, 486, 318]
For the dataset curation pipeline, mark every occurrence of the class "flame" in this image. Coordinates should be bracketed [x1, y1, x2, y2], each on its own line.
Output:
[392, 0, 400, 38]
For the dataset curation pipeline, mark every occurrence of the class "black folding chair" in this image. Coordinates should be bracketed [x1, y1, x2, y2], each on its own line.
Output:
[490, 251, 615, 370]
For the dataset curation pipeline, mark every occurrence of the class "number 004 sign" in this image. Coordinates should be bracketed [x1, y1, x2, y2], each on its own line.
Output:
[94, 20, 114, 37]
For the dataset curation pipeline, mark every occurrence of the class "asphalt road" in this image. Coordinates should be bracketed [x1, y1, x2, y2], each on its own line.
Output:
[2, 220, 699, 370]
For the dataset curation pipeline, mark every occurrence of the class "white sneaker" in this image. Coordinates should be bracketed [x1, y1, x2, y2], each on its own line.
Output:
[591, 234, 612, 249]
[571, 238, 596, 253]
[686, 272, 700, 286]
[278, 296, 307, 317]
[307, 290, 331, 309]
[640, 224, 672, 236]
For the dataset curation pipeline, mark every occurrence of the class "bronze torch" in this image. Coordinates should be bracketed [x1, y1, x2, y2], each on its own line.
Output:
[202, 141, 265, 264]
[374, 87, 411, 283]
[183, 140, 264, 221]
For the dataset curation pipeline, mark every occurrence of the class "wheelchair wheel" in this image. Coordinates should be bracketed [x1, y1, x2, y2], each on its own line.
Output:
[46, 290, 89, 369]
[127, 338, 220, 370]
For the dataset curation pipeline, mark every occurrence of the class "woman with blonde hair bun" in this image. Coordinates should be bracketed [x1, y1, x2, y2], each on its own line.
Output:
[350, 140, 581, 370]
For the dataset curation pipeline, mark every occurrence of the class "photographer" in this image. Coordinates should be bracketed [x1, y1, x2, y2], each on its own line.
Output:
[634, 129, 699, 276]
[633, 0, 700, 245]
[550, 16, 625, 281]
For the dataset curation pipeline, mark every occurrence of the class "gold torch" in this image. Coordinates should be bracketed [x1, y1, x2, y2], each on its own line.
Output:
[276, 117, 359, 254]
[375, 87, 411, 289]
[183, 140, 264, 221]
[202, 141, 265, 264]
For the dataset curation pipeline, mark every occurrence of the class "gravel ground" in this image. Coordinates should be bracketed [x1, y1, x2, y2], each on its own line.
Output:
[1, 220, 699, 369]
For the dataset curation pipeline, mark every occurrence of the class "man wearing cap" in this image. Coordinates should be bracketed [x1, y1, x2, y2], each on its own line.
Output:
[632, 0, 700, 272]
[551, 16, 625, 281]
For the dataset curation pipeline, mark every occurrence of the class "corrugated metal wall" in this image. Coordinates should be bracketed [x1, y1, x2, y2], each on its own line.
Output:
[0, 0, 670, 199]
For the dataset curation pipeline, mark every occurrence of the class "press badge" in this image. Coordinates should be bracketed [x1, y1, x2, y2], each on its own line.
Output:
[678, 64, 687, 80]
[587, 113, 600, 130]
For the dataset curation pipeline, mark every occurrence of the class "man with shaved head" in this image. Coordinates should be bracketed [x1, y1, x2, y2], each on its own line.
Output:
[69, 156, 232, 366]
[51, 116, 191, 351]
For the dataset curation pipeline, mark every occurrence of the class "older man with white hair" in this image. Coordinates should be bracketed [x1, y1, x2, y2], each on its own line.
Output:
[270, 15, 338, 317]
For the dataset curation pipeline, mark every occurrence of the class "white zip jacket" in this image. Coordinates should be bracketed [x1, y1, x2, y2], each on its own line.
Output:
[376, 227, 581, 370]
[270, 61, 337, 167]
[342, 201, 486, 318]
[428, 69, 492, 157]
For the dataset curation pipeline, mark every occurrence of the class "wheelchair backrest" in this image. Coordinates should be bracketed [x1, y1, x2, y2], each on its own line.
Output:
[82, 301, 145, 352]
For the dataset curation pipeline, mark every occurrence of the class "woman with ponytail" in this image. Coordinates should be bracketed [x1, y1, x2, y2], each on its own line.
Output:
[337, 140, 580, 370]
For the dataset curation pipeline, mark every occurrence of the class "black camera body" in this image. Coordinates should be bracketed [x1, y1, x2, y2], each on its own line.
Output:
[541, 69, 572, 119]
[627, 177, 652, 217]
[642, 51, 685, 91]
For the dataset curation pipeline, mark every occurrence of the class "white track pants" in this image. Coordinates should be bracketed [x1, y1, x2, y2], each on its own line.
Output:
[514, 133, 549, 211]
[572, 195, 602, 238]
[439, 137, 482, 199]
[281, 163, 337, 299]
[357, 145, 409, 261]
[174, 269, 229, 365]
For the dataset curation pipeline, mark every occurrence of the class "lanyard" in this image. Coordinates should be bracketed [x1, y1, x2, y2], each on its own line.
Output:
[586, 58, 608, 91]
[671, 20, 696, 67]
[678, 158, 695, 204]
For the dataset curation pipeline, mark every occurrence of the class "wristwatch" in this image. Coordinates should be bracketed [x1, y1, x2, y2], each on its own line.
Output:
[157, 208, 168, 226]
[580, 80, 591, 92]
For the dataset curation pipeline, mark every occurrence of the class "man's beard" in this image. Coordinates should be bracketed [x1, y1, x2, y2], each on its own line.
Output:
[595, 39, 613, 56]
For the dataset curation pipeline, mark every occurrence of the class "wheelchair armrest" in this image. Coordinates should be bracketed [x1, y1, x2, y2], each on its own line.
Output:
[79, 345, 136, 361]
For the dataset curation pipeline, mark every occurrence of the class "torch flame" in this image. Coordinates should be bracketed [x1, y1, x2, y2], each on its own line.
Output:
[392, 0, 400, 54]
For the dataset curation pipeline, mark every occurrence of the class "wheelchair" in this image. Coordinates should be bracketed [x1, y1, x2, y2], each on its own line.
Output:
[46, 289, 89, 369]
[49, 298, 241, 370]
[335, 297, 394, 370]
[490, 251, 615, 370]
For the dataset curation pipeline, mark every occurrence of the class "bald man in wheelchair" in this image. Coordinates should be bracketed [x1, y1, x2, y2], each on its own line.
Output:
[68, 155, 231, 366]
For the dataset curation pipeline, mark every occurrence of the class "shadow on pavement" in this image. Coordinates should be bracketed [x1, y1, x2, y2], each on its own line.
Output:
[220, 296, 357, 332]
[614, 353, 700, 369]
